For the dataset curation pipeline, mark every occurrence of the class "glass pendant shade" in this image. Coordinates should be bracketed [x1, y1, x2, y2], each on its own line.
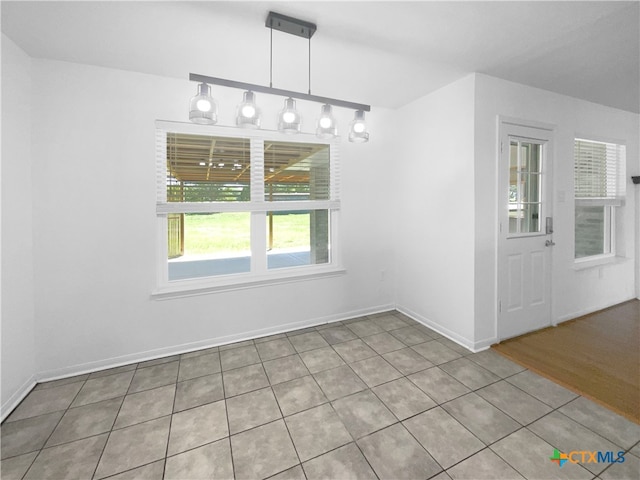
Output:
[348, 110, 369, 143]
[236, 91, 261, 128]
[278, 97, 302, 134]
[316, 104, 337, 139]
[189, 83, 217, 124]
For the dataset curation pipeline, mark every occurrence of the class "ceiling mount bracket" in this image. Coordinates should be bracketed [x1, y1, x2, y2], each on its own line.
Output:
[266, 11, 316, 39]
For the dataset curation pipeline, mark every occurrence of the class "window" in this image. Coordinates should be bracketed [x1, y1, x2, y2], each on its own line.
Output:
[155, 122, 341, 294]
[574, 138, 625, 261]
[508, 139, 544, 234]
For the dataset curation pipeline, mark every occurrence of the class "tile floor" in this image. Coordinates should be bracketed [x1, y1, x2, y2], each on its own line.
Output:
[1, 311, 639, 480]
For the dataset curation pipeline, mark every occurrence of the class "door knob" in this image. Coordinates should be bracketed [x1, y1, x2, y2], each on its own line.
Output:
[545, 240, 555, 247]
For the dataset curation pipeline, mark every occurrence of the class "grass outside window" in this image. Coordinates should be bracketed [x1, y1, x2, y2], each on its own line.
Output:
[182, 212, 311, 256]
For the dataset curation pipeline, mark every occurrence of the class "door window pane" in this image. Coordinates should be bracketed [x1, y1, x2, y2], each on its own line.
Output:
[522, 203, 540, 233]
[528, 143, 541, 173]
[526, 173, 540, 203]
[509, 141, 519, 169]
[509, 139, 543, 234]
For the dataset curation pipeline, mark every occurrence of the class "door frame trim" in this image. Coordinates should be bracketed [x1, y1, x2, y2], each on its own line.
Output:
[495, 116, 557, 342]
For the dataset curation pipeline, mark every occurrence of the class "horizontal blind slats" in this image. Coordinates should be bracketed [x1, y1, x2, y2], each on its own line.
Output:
[156, 130, 339, 211]
[157, 200, 340, 214]
[156, 129, 167, 203]
[574, 139, 625, 202]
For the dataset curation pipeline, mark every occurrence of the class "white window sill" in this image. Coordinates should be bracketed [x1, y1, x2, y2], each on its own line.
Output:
[573, 255, 630, 271]
[152, 266, 346, 300]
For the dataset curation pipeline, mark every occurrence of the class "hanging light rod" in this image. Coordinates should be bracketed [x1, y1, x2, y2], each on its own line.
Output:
[189, 73, 370, 112]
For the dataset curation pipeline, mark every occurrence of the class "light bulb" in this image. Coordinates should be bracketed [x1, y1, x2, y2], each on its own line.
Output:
[316, 104, 337, 139]
[196, 99, 212, 112]
[241, 104, 256, 118]
[319, 117, 332, 129]
[236, 91, 261, 128]
[189, 83, 217, 124]
[348, 110, 369, 143]
[278, 98, 301, 134]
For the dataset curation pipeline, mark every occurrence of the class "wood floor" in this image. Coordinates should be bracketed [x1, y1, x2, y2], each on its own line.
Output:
[493, 300, 640, 424]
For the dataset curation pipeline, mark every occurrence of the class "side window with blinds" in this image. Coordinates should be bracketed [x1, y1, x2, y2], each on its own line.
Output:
[574, 138, 626, 260]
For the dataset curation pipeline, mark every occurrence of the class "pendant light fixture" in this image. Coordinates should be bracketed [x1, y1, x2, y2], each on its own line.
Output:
[189, 83, 217, 124]
[188, 11, 371, 141]
[236, 91, 261, 128]
[278, 97, 302, 133]
[348, 110, 369, 143]
[316, 104, 337, 139]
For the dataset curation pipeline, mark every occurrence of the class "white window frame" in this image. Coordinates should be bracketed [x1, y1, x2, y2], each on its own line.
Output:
[574, 204, 616, 265]
[153, 121, 344, 298]
[573, 136, 625, 265]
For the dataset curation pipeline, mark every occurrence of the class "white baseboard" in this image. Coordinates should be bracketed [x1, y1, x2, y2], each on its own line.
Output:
[1, 375, 37, 423]
[0, 302, 398, 420]
[471, 337, 497, 352]
[395, 306, 481, 352]
[35, 303, 395, 384]
[555, 296, 637, 324]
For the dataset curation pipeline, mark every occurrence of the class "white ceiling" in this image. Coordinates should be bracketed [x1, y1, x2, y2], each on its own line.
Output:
[2, 1, 639, 112]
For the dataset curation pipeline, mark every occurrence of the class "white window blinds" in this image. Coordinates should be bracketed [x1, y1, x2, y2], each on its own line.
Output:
[574, 139, 626, 206]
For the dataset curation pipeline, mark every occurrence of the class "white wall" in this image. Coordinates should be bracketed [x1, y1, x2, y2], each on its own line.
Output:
[3, 48, 638, 412]
[1, 35, 37, 412]
[393, 75, 477, 347]
[392, 73, 638, 350]
[473, 74, 639, 344]
[24, 58, 396, 380]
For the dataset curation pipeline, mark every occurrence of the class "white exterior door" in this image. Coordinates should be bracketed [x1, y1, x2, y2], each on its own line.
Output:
[498, 121, 554, 340]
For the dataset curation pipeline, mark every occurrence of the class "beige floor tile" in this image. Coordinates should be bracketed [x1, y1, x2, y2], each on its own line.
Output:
[226, 387, 281, 434]
[46, 396, 122, 447]
[332, 390, 396, 439]
[72, 370, 135, 407]
[272, 375, 328, 416]
[358, 423, 441, 479]
[231, 420, 299, 479]
[173, 373, 223, 412]
[448, 449, 524, 480]
[105, 460, 165, 480]
[7, 382, 83, 422]
[167, 400, 228, 456]
[24, 434, 108, 480]
[114, 384, 175, 429]
[1, 411, 64, 460]
[0, 452, 38, 480]
[302, 443, 377, 480]
[165, 438, 233, 479]
[285, 403, 352, 461]
[94, 416, 171, 479]
[372, 377, 436, 420]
